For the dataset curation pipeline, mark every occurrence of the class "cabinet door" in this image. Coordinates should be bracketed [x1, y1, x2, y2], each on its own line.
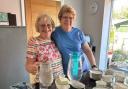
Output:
[25, 0, 61, 39]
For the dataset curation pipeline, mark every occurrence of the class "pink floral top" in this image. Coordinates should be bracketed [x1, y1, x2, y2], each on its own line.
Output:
[26, 37, 64, 78]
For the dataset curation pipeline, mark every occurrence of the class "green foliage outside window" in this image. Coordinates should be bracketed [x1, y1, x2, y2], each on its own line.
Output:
[112, 7, 128, 19]
[109, 3, 128, 62]
[112, 49, 128, 62]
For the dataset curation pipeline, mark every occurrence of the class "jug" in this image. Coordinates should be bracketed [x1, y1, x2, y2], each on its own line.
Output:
[67, 52, 83, 81]
[39, 61, 53, 88]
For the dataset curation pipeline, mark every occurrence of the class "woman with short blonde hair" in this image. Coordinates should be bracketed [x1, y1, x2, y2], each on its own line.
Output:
[52, 4, 97, 76]
[58, 4, 76, 21]
[35, 14, 55, 32]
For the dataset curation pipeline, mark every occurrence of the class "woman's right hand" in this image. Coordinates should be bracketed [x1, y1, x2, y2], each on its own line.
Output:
[25, 58, 40, 75]
[30, 62, 39, 75]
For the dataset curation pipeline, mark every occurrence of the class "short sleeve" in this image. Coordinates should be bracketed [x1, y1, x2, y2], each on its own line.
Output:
[79, 31, 87, 46]
[26, 37, 38, 60]
[51, 31, 55, 42]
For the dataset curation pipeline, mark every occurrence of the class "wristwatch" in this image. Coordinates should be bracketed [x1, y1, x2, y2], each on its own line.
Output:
[91, 65, 97, 68]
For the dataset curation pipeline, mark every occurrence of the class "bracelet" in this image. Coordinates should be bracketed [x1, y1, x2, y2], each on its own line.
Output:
[91, 65, 97, 68]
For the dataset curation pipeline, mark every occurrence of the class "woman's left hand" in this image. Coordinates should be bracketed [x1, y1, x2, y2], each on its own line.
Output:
[91, 65, 98, 70]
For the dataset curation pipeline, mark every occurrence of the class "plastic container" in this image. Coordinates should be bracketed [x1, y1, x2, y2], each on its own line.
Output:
[67, 52, 83, 81]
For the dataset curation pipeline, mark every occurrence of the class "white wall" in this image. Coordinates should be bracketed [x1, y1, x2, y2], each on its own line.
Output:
[64, 0, 85, 30]
[0, 0, 22, 26]
[84, 0, 105, 66]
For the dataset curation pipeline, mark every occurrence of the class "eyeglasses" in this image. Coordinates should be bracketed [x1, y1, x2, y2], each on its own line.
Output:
[62, 16, 74, 20]
[39, 24, 52, 28]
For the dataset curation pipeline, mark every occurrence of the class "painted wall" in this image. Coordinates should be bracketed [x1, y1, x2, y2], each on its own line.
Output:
[84, 0, 105, 67]
[64, 0, 85, 30]
[0, 27, 28, 89]
[83, 0, 112, 70]
[0, 0, 22, 26]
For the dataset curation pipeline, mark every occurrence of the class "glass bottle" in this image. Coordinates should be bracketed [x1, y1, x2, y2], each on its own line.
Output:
[67, 52, 83, 81]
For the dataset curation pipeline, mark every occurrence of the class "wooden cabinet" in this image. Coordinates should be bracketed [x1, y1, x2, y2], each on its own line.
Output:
[25, 0, 61, 39]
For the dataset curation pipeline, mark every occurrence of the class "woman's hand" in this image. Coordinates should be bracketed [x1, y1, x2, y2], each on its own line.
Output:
[91, 65, 98, 70]
[30, 62, 39, 75]
[25, 58, 40, 75]
[92, 66, 98, 70]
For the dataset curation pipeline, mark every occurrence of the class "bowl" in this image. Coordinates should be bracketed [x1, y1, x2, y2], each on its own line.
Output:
[93, 87, 108, 89]
[102, 75, 114, 83]
[89, 70, 103, 80]
[96, 80, 107, 87]
[113, 82, 128, 89]
[55, 76, 70, 89]
[114, 71, 125, 83]
[104, 69, 114, 75]
[70, 80, 85, 89]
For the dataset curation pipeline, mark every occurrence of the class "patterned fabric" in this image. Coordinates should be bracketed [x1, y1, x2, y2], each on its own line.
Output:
[26, 37, 64, 83]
